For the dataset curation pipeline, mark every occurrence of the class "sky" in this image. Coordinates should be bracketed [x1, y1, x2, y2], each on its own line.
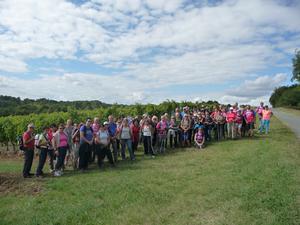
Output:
[0, 0, 300, 105]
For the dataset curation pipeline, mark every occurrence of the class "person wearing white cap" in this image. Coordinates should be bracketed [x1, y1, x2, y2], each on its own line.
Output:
[22, 123, 35, 178]
[95, 122, 114, 169]
[226, 107, 236, 139]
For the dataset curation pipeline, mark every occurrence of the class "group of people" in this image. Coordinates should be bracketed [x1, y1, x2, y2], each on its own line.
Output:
[21, 102, 273, 178]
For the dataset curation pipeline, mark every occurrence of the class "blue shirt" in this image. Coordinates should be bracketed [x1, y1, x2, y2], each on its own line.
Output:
[108, 122, 117, 137]
[80, 125, 93, 144]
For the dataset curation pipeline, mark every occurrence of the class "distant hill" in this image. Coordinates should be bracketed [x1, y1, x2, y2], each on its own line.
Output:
[0, 95, 111, 116]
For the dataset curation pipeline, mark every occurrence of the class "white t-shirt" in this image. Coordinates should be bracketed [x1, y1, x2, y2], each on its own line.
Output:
[142, 125, 152, 137]
[97, 130, 109, 146]
[121, 127, 131, 139]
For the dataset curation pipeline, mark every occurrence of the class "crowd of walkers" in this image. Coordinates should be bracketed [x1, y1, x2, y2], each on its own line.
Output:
[21, 102, 273, 178]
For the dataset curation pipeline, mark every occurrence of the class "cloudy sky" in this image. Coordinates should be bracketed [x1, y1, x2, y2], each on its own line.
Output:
[0, 0, 299, 105]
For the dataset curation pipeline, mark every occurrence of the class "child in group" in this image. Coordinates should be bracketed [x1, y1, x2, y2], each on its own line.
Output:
[194, 127, 205, 149]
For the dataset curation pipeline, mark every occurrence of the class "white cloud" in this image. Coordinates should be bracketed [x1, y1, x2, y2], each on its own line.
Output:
[0, 56, 28, 73]
[0, 0, 299, 104]
[222, 73, 288, 105]
[0, 73, 149, 103]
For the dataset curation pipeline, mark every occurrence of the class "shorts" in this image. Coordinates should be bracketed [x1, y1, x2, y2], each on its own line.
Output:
[247, 122, 254, 130]
[236, 123, 242, 129]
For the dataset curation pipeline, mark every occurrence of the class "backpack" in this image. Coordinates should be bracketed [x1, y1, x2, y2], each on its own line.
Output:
[34, 134, 41, 149]
[17, 135, 25, 151]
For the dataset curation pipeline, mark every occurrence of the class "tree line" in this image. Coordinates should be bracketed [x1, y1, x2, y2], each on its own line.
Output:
[0, 96, 110, 117]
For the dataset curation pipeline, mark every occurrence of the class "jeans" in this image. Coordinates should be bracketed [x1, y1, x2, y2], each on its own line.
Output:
[227, 122, 235, 139]
[110, 139, 119, 163]
[96, 144, 114, 168]
[132, 140, 138, 154]
[36, 147, 48, 175]
[259, 118, 264, 130]
[23, 148, 34, 177]
[260, 119, 270, 134]
[216, 123, 225, 141]
[143, 136, 154, 155]
[204, 125, 212, 141]
[89, 142, 96, 163]
[79, 142, 92, 170]
[72, 143, 80, 169]
[121, 139, 135, 160]
[152, 133, 157, 150]
[168, 129, 178, 148]
[47, 150, 54, 171]
[158, 134, 167, 153]
[55, 147, 67, 171]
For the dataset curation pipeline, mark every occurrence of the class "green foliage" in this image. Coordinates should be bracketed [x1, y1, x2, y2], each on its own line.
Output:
[0, 96, 110, 117]
[292, 50, 300, 82]
[269, 84, 300, 108]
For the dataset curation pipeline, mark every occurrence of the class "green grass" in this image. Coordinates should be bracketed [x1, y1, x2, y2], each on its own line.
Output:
[1, 117, 300, 225]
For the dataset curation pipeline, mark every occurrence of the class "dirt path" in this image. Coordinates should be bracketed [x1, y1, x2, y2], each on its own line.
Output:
[273, 108, 300, 139]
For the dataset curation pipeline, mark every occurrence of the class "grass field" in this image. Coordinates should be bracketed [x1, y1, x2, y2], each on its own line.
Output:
[0, 117, 300, 225]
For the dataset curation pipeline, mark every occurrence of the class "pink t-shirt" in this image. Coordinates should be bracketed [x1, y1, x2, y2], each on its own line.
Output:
[92, 123, 100, 135]
[226, 112, 236, 123]
[244, 110, 255, 123]
[156, 120, 168, 136]
[256, 106, 264, 115]
[262, 110, 272, 120]
[59, 132, 68, 147]
[235, 115, 243, 124]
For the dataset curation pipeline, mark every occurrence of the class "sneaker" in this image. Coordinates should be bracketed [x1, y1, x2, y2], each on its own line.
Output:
[151, 155, 155, 159]
[54, 171, 61, 177]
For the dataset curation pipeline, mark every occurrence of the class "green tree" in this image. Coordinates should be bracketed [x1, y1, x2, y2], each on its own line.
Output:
[292, 50, 300, 82]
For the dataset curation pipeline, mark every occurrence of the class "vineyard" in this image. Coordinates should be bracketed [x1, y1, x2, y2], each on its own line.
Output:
[0, 100, 219, 151]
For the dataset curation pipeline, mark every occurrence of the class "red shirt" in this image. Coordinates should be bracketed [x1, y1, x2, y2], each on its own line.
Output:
[235, 115, 243, 124]
[23, 131, 34, 149]
[226, 112, 236, 123]
[131, 125, 140, 143]
[244, 110, 255, 123]
[48, 131, 53, 142]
